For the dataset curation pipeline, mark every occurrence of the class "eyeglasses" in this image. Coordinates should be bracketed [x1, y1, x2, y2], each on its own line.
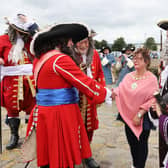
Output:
[132, 56, 143, 61]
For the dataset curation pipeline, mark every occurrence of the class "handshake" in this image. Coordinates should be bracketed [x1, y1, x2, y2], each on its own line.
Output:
[104, 88, 117, 105]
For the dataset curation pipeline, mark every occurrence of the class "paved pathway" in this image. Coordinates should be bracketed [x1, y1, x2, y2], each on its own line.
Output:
[0, 102, 159, 168]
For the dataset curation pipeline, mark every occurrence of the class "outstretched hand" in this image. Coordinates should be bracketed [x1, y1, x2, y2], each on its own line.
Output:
[111, 89, 116, 100]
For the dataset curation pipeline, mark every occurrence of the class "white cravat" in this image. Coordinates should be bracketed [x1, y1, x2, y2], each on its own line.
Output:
[82, 54, 93, 78]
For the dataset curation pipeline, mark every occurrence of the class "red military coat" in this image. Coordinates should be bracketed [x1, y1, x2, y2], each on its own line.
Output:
[26, 50, 107, 168]
[0, 34, 35, 115]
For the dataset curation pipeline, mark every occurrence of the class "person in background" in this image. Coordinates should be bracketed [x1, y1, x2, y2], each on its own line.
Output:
[154, 57, 168, 168]
[157, 19, 168, 168]
[158, 68, 168, 168]
[151, 92, 168, 168]
[112, 48, 158, 168]
[100, 46, 116, 87]
[116, 45, 135, 86]
[73, 29, 106, 168]
[0, 13, 39, 150]
[26, 23, 112, 168]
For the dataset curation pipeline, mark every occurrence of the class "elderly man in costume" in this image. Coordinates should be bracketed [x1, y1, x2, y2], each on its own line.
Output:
[25, 23, 112, 168]
[157, 19, 168, 168]
[0, 13, 39, 150]
[72, 29, 106, 168]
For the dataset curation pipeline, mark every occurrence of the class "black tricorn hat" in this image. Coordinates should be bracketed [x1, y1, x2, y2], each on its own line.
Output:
[121, 47, 126, 53]
[101, 46, 111, 53]
[157, 20, 168, 30]
[126, 45, 135, 52]
[30, 23, 89, 55]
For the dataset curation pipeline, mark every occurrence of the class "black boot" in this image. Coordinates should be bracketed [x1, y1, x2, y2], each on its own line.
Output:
[25, 114, 30, 124]
[25, 118, 29, 124]
[5, 115, 9, 125]
[85, 157, 100, 168]
[6, 118, 20, 150]
[40, 165, 49, 168]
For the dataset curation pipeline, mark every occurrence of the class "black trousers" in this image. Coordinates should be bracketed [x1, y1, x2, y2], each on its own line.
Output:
[125, 124, 150, 168]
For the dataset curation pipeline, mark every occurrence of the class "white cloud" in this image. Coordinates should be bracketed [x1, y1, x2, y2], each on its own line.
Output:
[0, 0, 167, 44]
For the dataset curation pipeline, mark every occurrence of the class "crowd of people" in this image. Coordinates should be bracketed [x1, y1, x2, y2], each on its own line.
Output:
[0, 13, 168, 168]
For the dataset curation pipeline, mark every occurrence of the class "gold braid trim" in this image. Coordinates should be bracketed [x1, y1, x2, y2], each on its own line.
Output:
[80, 94, 88, 124]
[79, 65, 88, 124]
[16, 51, 25, 109]
[16, 50, 36, 111]
[17, 76, 23, 109]
[26, 75, 36, 97]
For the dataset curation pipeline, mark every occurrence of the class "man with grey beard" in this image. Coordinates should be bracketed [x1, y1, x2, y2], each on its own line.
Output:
[0, 13, 39, 150]
[73, 30, 106, 168]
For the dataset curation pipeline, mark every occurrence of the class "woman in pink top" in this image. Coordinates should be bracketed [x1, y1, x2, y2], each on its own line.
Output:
[112, 48, 158, 168]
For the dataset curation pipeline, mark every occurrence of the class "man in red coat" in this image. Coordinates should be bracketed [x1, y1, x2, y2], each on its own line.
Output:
[0, 14, 39, 150]
[24, 23, 112, 168]
[72, 30, 106, 168]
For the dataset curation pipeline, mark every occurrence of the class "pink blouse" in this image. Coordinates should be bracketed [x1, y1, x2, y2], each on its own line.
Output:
[114, 71, 158, 139]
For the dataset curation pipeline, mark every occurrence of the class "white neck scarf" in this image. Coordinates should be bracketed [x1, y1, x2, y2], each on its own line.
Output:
[82, 54, 92, 78]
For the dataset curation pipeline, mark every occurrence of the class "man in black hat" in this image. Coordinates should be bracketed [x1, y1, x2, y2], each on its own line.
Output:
[116, 45, 135, 86]
[26, 23, 112, 168]
[100, 46, 116, 87]
[0, 13, 39, 150]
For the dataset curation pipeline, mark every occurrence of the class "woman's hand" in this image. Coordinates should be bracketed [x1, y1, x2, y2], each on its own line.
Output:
[151, 102, 162, 117]
[133, 109, 145, 126]
[111, 92, 116, 100]
[111, 91, 116, 100]
[0, 58, 4, 65]
[133, 114, 141, 126]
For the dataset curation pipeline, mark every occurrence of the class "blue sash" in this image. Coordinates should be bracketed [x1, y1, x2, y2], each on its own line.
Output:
[36, 87, 79, 106]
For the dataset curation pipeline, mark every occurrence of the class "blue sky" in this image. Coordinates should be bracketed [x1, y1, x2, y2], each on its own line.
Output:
[0, 0, 167, 44]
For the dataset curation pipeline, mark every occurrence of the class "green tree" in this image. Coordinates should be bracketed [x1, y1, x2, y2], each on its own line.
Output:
[111, 37, 127, 51]
[94, 40, 101, 49]
[94, 39, 108, 50]
[144, 37, 157, 51]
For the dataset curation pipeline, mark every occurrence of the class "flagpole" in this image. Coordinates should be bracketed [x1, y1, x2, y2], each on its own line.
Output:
[160, 30, 162, 52]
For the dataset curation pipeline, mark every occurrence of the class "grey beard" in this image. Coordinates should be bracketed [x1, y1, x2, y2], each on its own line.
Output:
[8, 37, 24, 64]
[72, 37, 94, 67]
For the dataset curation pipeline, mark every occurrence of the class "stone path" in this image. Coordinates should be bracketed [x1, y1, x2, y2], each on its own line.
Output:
[0, 102, 159, 168]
